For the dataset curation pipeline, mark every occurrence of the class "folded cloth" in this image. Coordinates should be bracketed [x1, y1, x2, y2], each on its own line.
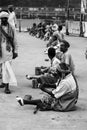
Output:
[2, 61, 17, 86]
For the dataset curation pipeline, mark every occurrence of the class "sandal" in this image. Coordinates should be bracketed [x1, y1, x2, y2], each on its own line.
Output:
[4, 89, 11, 94]
[16, 96, 24, 106]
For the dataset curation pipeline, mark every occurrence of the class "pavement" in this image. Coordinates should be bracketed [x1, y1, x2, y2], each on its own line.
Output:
[0, 32, 87, 130]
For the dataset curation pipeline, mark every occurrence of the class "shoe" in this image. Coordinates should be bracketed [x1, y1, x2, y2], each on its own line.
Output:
[4, 83, 11, 94]
[26, 75, 33, 80]
[0, 83, 5, 88]
[4, 89, 11, 94]
[16, 96, 24, 106]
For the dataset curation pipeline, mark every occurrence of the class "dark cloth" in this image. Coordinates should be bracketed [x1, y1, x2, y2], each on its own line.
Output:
[39, 73, 58, 84]
[0, 24, 14, 57]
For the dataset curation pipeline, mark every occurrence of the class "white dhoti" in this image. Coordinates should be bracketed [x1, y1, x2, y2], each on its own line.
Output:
[2, 61, 17, 86]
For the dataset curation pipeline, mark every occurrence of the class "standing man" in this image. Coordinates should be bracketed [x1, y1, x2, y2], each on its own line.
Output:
[0, 10, 18, 94]
[8, 5, 17, 29]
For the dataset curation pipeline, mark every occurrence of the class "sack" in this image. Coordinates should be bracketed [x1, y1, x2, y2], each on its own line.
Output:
[24, 95, 32, 101]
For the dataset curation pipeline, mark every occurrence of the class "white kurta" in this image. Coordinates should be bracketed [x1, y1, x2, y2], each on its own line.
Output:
[52, 74, 76, 99]
[0, 25, 17, 86]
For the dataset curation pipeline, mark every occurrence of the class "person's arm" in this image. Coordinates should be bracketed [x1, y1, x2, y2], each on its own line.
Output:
[65, 53, 75, 73]
[39, 84, 55, 97]
[46, 35, 57, 47]
[12, 27, 18, 59]
[41, 67, 50, 74]
[52, 81, 68, 99]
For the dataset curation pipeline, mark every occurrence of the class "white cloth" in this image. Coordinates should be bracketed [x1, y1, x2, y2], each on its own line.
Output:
[2, 61, 17, 86]
[52, 74, 76, 99]
[84, 22, 87, 37]
[51, 57, 60, 68]
[0, 11, 9, 18]
[53, 30, 59, 36]
[49, 57, 60, 74]
[8, 12, 17, 28]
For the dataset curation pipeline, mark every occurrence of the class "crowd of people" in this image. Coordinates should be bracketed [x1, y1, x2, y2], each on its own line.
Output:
[17, 21, 78, 113]
[0, 5, 79, 113]
[28, 22, 64, 42]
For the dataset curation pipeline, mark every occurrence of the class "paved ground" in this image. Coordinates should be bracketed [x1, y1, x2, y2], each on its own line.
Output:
[0, 32, 87, 130]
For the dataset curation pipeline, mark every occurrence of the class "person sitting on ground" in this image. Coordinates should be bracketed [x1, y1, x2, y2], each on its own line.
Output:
[36, 22, 43, 38]
[46, 24, 59, 48]
[45, 24, 65, 54]
[59, 40, 75, 75]
[52, 25, 65, 47]
[29, 23, 37, 36]
[26, 47, 60, 87]
[55, 25, 65, 50]
[16, 63, 79, 112]
[58, 25, 64, 40]
[44, 24, 52, 41]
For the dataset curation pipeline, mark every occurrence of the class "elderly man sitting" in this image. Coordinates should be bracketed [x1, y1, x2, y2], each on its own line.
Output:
[16, 63, 79, 112]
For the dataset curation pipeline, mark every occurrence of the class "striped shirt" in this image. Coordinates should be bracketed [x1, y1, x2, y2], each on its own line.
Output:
[52, 73, 77, 99]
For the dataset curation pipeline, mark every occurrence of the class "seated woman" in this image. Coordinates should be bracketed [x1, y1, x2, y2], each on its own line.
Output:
[16, 63, 79, 112]
[26, 47, 60, 87]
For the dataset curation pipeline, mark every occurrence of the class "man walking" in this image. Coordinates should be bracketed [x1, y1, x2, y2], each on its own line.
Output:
[0, 10, 18, 94]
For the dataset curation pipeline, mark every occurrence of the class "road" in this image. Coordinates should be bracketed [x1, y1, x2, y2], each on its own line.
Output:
[0, 32, 87, 130]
